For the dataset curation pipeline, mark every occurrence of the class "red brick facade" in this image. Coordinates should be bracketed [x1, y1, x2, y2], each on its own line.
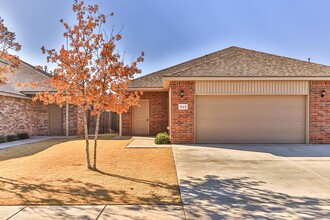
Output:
[122, 108, 132, 136]
[169, 81, 195, 144]
[62, 104, 85, 136]
[0, 95, 84, 137]
[309, 81, 330, 144]
[0, 96, 47, 136]
[122, 92, 169, 136]
[121, 80, 330, 144]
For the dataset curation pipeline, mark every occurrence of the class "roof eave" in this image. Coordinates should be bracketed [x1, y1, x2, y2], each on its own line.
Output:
[162, 76, 330, 89]
[0, 91, 31, 99]
[128, 87, 167, 92]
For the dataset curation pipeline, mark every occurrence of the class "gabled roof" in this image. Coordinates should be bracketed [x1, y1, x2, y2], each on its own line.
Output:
[130, 46, 330, 88]
[0, 60, 53, 98]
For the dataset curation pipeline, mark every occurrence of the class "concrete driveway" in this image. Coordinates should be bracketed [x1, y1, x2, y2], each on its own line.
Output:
[173, 144, 330, 219]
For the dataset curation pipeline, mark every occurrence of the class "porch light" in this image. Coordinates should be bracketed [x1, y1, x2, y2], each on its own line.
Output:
[180, 89, 184, 98]
[321, 89, 326, 97]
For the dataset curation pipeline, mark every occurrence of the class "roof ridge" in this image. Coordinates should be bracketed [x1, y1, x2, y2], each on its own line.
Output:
[129, 46, 330, 88]
[233, 46, 330, 68]
[132, 46, 238, 81]
[166, 47, 239, 77]
[20, 60, 51, 78]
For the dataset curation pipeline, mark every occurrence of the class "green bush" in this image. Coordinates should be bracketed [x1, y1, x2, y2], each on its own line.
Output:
[6, 135, 18, 142]
[17, 132, 30, 140]
[154, 132, 171, 144]
[0, 136, 6, 143]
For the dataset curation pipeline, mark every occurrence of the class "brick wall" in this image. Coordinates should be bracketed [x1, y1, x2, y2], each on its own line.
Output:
[122, 92, 169, 136]
[0, 95, 84, 137]
[32, 101, 49, 135]
[122, 108, 132, 136]
[310, 81, 330, 144]
[77, 107, 85, 135]
[62, 105, 84, 136]
[170, 81, 195, 144]
[0, 95, 48, 136]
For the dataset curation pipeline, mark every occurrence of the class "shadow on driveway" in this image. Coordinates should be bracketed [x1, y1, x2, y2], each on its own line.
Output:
[181, 175, 330, 219]
[185, 143, 330, 157]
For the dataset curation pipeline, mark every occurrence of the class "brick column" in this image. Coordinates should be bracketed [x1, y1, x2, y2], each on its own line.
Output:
[122, 110, 132, 136]
[170, 81, 195, 144]
[77, 107, 85, 135]
[310, 81, 330, 144]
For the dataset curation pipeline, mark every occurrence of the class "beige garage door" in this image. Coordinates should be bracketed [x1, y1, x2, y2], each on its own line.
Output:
[196, 95, 306, 144]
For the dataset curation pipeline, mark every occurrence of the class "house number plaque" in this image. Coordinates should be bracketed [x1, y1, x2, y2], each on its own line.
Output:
[178, 104, 188, 110]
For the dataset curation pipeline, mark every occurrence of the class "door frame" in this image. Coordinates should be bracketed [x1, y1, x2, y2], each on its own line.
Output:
[48, 104, 63, 135]
[132, 99, 149, 136]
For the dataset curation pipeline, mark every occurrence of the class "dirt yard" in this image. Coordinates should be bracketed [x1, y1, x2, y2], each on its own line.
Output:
[0, 135, 181, 205]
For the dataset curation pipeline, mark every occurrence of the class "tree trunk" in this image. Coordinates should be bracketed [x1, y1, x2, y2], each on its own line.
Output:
[93, 112, 101, 170]
[84, 109, 92, 169]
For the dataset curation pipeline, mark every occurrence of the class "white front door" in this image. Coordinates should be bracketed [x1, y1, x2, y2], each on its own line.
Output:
[132, 100, 149, 136]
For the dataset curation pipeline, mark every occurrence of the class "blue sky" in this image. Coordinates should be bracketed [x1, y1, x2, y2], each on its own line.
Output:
[1, 0, 330, 77]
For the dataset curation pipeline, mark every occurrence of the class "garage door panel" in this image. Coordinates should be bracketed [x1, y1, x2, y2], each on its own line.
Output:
[197, 132, 305, 144]
[196, 95, 306, 144]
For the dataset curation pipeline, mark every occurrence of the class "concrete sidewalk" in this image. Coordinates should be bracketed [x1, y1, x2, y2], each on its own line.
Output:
[0, 136, 76, 149]
[0, 205, 185, 220]
[126, 137, 171, 148]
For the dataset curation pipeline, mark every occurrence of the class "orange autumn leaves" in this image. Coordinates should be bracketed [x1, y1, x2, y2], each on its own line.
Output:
[34, 0, 144, 115]
[0, 17, 21, 85]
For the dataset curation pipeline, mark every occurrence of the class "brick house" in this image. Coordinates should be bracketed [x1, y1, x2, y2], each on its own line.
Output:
[0, 60, 84, 137]
[121, 46, 330, 144]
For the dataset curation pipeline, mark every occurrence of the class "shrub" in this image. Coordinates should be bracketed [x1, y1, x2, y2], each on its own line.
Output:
[6, 135, 18, 142]
[17, 132, 30, 140]
[0, 136, 6, 143]
[154, 132, 171, 144]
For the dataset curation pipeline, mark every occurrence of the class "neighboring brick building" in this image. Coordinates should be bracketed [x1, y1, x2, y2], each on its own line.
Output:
[0, 60, 85, 137]
[121, 46, 330, 144]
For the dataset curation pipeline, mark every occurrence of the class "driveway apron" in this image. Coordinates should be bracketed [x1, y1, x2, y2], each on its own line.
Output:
[173, 144, 330, 220]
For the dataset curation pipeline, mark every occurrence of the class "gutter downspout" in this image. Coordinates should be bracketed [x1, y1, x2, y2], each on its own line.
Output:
[66, 102, 69, 137]
[65, 32, 69, 137]
[119, 113, 122, 136]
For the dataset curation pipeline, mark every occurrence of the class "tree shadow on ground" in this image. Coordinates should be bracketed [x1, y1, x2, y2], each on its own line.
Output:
[179, 175, 330, 219]
[0, 133, 119, 161]
[0, 176, 117, 205]
[95, 169, 180, 204]
[189, 144, 330, 157]
[98, 205, 184, 220]
[17, 205, 105, 220]
[112, 136, 132, 140]
[0, 138, 74, 161]
[87, 133, 118, 140]
[0, 172, 180, 206]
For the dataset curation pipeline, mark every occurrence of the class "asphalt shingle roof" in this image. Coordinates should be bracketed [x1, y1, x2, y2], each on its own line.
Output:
[130, 46, 330, 88]
[0, 60, 53, 97]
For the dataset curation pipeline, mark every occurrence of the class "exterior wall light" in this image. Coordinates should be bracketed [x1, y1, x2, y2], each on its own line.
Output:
[321, 89, 326, 97]
[180, 89, 184, 98]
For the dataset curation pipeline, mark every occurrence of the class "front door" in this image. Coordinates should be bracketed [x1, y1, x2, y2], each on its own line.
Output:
[49, 104, 63, 135]
[132, 100, 149, 136]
